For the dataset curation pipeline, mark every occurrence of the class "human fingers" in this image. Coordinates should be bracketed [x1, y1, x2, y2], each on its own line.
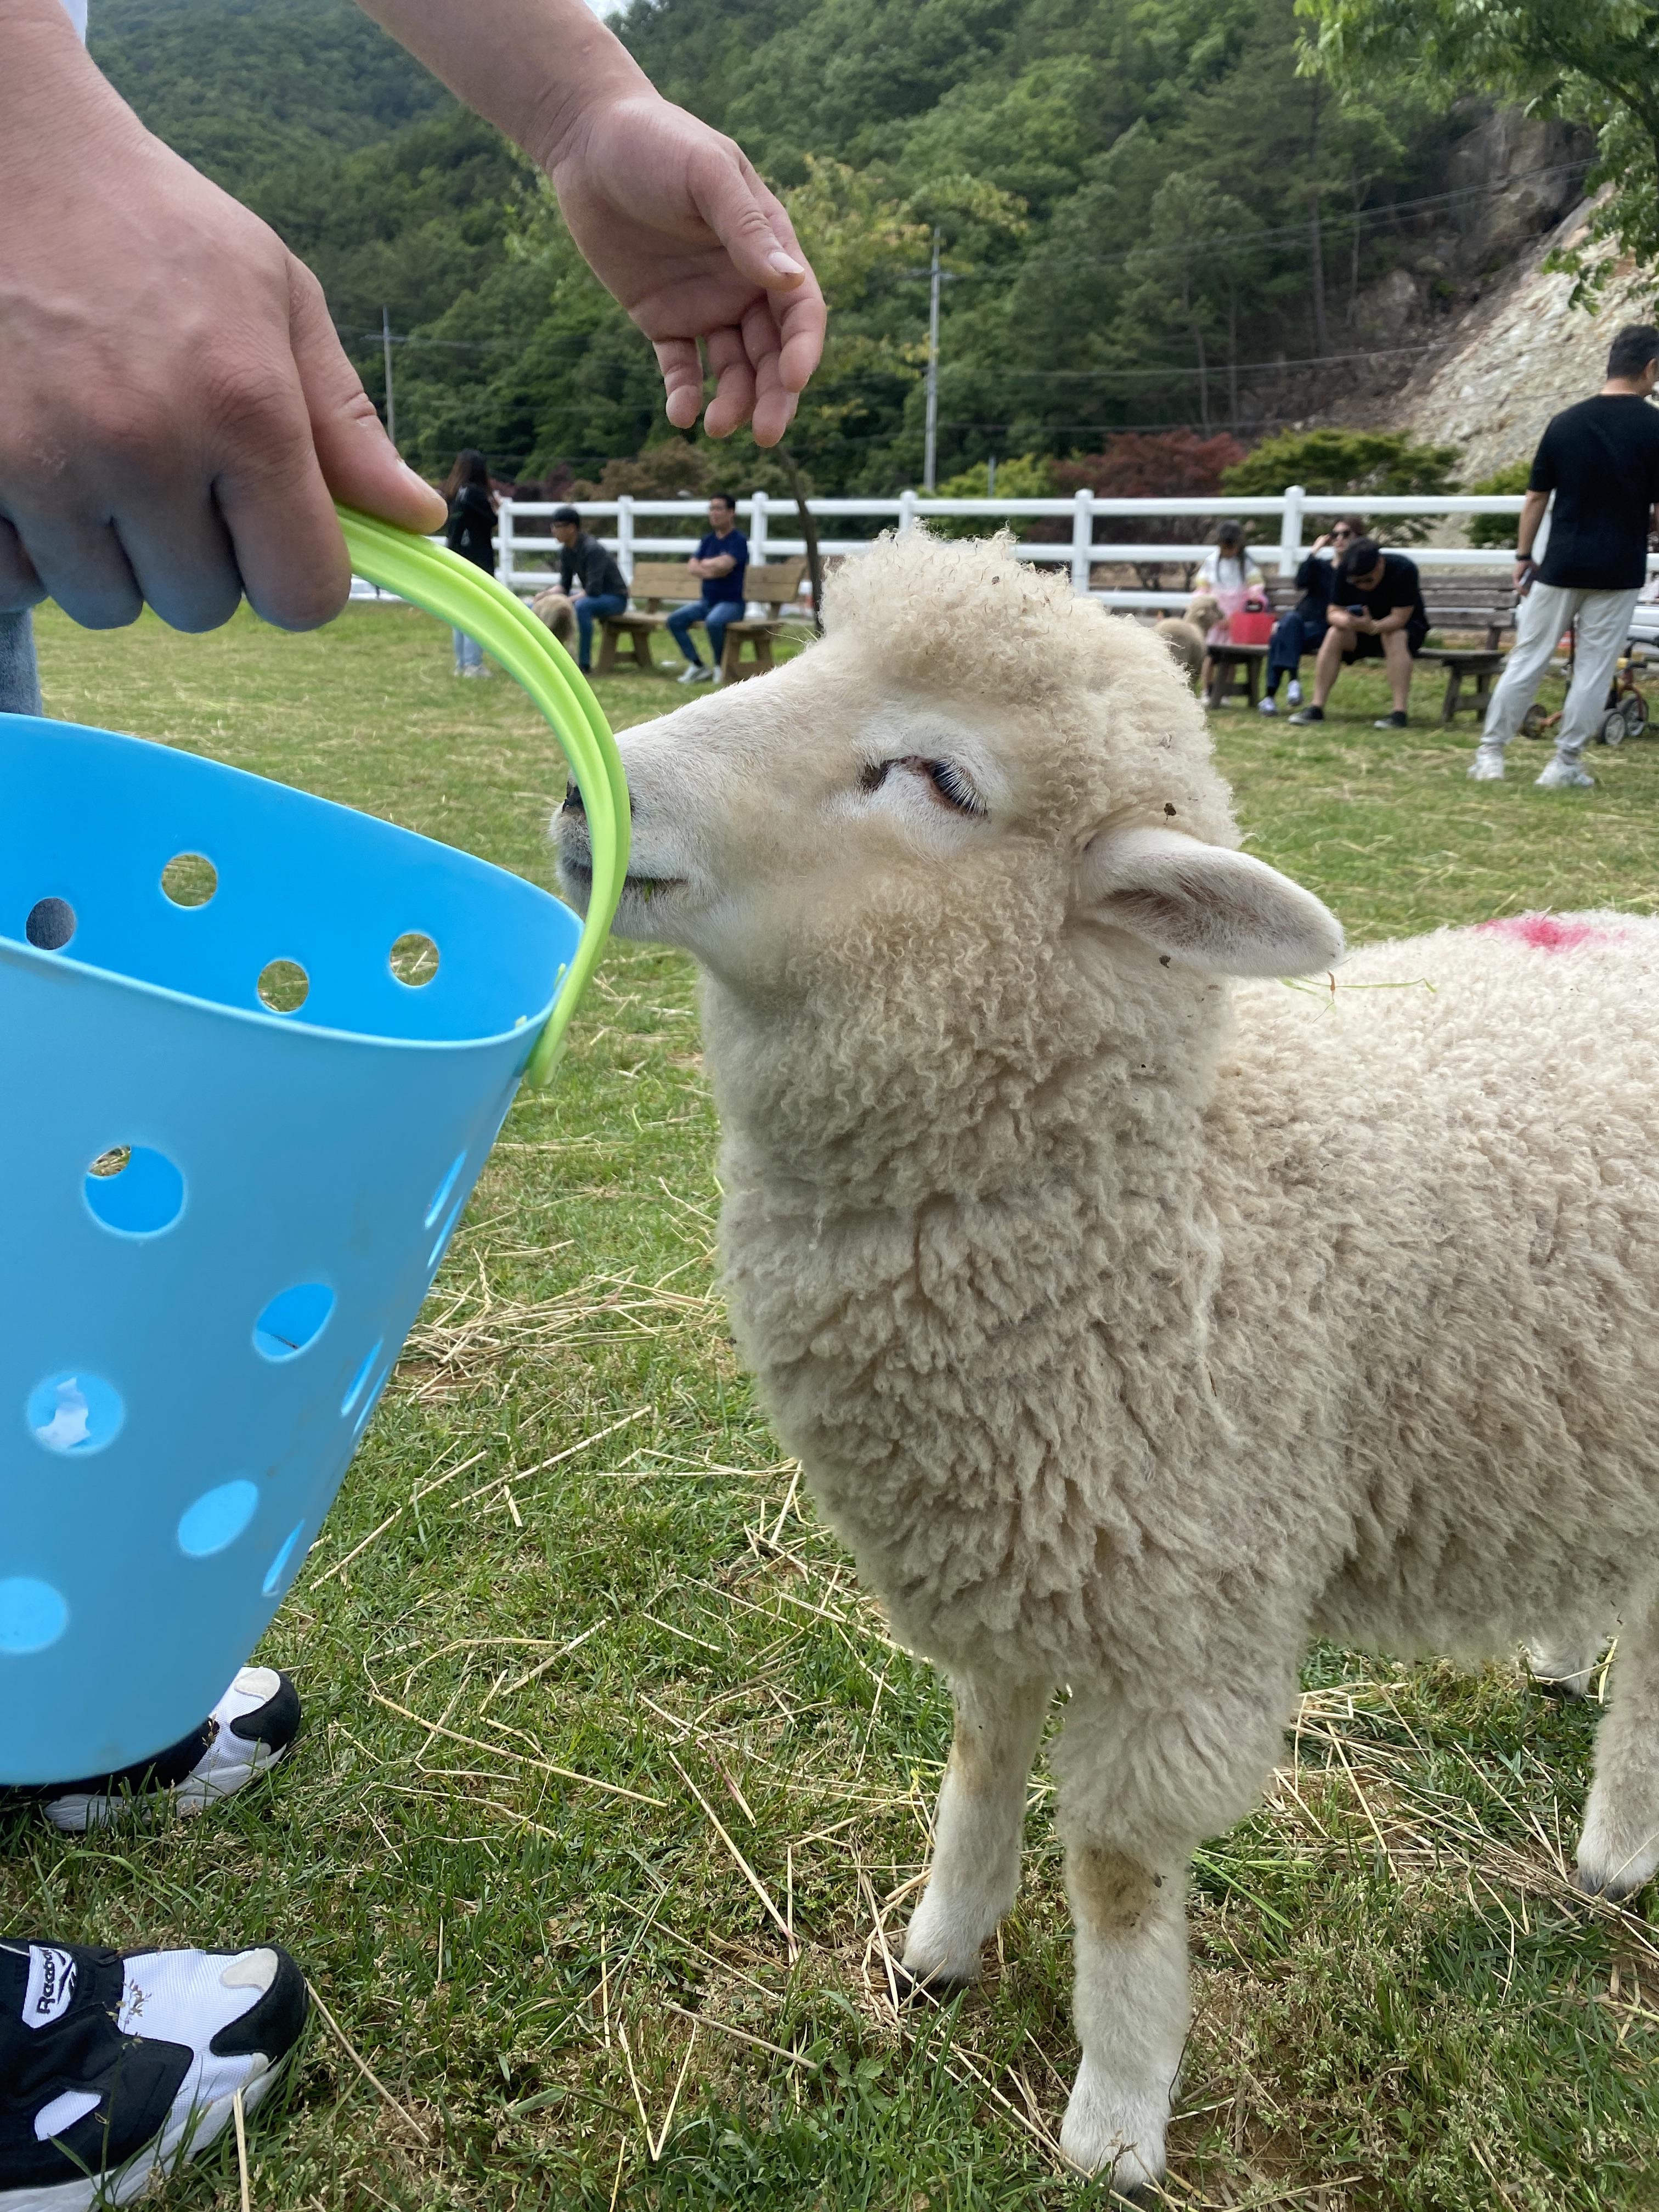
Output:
[0, 515, 46, 617]
[210, 357, 355, 633]
[288, 263, 445, 534]
[102, 496, 243, 633]
[743, 301, 800, 449]
[5, 504, 144, 630]
[687, 138, 809, 295]
[654, 336, 707, 430]
[703, 325, 759, 441]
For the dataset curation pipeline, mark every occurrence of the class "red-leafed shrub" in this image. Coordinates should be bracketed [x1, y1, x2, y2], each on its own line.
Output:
[1050, 432, 1248, 543]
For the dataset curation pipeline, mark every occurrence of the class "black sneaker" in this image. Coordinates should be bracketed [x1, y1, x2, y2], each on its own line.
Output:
[0, 1938, 307, 2208]
[1287, 704, 1324, 724]
[16, 1671, 301, 1835]
[1373, 709, 1409, 729]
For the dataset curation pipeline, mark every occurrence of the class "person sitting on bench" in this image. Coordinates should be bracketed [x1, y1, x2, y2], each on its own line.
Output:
[668, 492, 748, 682]
[1260, 515, 1364, 715]
[549, 506, 630, 674]
[1289, 537, 1427, 729]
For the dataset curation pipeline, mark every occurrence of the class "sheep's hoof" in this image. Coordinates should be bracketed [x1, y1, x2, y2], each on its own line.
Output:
[889, 1956, 975, 2004]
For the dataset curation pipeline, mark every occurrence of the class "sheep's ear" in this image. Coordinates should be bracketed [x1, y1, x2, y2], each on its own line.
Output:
[1077, 825, 1342, 977]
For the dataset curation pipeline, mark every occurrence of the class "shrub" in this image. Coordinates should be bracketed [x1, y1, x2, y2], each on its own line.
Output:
[1221, 430, 1462, 544]
[1053, 432, 1248, 545]
[929, 454, 1057, 539]
[1464, 460, 1531, 550]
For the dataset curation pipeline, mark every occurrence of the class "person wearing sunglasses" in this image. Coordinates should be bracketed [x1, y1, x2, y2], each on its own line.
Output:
[1259, 516, 1366, 715]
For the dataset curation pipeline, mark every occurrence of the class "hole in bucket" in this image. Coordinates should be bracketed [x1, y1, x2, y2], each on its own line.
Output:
[262, 1522, 307, 1598]
[27, 1373, 123, 1455]
[161, 853, 217, 908]
[424, 1153, 467, 1231]
[253, 1283, 335, 1362]
[0, 1579, 69, 1656]
[84, 1145, 184, 1237]
[351, 1361, 393, 1441]
[178, 1479, 259, 1559]
[256, 960, 309, 1015]
[25, 899, 76, 952]
[341, 1340, 384, 1419]
[390, 933, 441, 988]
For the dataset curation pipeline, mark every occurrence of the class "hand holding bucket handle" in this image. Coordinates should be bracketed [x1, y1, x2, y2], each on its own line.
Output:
[335, 506, 629, 1084]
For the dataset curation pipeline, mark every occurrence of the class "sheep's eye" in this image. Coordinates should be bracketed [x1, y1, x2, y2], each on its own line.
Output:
[923, 759, 987, 817]
[858, 760, 891, 793]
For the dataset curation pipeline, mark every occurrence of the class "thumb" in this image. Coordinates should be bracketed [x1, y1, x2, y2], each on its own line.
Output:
[287, 263, 446, 534]
[690, 145, 808, 295]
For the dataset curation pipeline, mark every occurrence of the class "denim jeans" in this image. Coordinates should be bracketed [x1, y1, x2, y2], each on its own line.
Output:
[575, 592, 628, 672]
[0, 610, 42, 715]
[1265, 610, 1324, 695]
[452, 627, 484, 673]
[667, 597, 741, 670]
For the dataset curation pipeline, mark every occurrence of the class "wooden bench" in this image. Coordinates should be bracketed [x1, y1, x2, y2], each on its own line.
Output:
[1203, 571, 1520, 720]
[713, 560, 809, 682]
[1415, 578, 1517, 723]
[595, 557, 807, 681]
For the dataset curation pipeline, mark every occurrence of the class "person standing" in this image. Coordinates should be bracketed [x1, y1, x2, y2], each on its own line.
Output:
[1289, 535, 1427, 729]
[1470, 326, 1659, 789]
[549, 506, 631, 673]
[667, 491, 749, 682]
[442, 448, 497, 675]
[1259, 516, 1364, 715]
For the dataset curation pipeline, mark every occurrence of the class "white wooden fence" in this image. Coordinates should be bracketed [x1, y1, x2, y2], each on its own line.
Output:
[496, 487, 1548, 613]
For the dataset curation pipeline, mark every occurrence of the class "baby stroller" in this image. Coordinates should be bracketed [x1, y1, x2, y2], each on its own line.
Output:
[1521, 603, 1655, 747]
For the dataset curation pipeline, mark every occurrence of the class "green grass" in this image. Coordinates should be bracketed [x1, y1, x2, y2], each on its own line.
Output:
[7, 603, 1659, 2211]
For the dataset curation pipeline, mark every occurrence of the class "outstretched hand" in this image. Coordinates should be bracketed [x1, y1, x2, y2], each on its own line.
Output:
[546, 93, 825, 448]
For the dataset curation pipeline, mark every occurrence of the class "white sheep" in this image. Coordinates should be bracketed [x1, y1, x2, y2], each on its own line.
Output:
[555, 531, 1659, 2194]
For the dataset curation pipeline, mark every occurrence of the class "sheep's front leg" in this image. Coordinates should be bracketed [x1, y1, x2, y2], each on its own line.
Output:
[1053, 1678, 1291, 2193]
[900, 1673, 1051, 1989]
[1526, 1631, 1607, 1702]
[1578, 1593, 1659, 1899]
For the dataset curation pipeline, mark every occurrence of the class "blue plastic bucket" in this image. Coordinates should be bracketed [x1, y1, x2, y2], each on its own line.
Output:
[0, 714, 579, 1781]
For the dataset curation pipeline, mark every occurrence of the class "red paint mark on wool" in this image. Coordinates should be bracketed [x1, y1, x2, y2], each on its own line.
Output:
[1477, 914, 1611, 953]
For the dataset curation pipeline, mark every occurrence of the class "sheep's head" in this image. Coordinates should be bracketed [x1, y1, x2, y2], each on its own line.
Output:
[557, 534, 1338, 1190]
[557, 533, 1337, 1005]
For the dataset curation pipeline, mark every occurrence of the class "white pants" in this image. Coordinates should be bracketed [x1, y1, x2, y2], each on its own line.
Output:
[1482, 581, 1640, 758]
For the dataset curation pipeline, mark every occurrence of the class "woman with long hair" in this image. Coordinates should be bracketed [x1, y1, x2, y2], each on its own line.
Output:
[443, 449, 497, 676]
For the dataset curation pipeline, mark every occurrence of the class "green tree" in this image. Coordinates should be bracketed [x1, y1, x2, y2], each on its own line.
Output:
[1297, 0, 1659, 304]
[1464, 459, 1532, 548]
[928, 452, 1056, 536]
[1222, 427, 1462, 538]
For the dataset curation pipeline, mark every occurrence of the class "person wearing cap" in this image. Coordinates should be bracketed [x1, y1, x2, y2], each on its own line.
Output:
[0, 0, 823, 2196]
[1288, 535, 1428, 729]
[1469, 325, 1659, 790]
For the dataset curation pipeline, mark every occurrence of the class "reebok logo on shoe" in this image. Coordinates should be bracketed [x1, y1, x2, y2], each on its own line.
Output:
[22, 1945, 76, 2029]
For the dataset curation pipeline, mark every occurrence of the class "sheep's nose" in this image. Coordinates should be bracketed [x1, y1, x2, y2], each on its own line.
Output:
[562, 780, 584, 816]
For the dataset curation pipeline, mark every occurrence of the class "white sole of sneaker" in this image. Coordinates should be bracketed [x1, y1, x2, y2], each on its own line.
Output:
[42, 1743, 290, 1835]
[3, 2063, 277, 2212]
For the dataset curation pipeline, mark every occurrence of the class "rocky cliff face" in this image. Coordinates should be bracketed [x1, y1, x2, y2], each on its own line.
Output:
[1388, 199, 1646, 479]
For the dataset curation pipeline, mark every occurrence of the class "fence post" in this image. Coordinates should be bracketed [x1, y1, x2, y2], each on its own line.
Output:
[899, 488, 918, 536]
[749, 488, 768, 567]
[616, 495, 634, 585]
[498, 500, 515, 596]
[1071, 487, 1094, 596]
[1278, 485, 1305, 580]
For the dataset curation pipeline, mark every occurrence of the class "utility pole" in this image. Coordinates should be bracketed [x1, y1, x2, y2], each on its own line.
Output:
[922, 227, 941, 494]
[381, 306, 397, 449]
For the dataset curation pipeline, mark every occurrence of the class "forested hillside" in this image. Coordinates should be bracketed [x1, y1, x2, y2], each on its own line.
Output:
[91, 0, 1586, 490]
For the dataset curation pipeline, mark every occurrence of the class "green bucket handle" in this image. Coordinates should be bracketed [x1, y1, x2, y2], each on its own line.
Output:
[336, 506, 629, 1086]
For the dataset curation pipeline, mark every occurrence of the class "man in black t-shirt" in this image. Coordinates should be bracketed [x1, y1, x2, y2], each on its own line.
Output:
[1288, 538, 1427, 729]
[1471, 325, 1659, 789]
[549, 505, 631, 673]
